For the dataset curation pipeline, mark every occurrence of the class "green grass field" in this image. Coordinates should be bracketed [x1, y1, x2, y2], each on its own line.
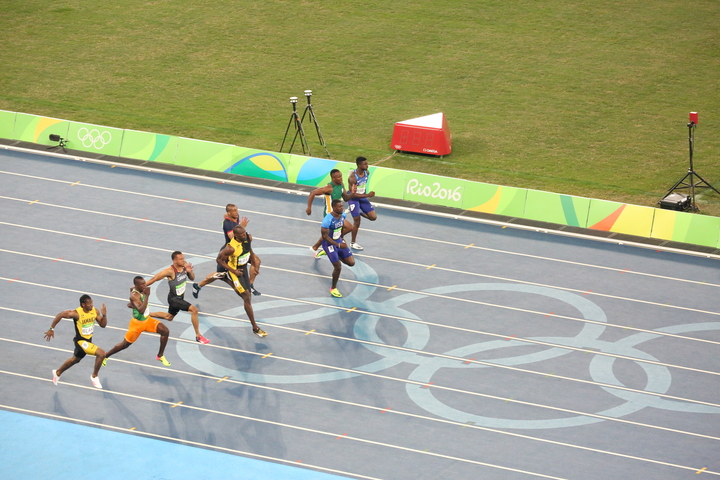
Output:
[2, 1, 719, 214]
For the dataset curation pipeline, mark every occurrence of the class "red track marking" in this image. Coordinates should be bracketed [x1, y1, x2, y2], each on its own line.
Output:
[544, 312, 555, 317]
[336, 433, 348, 439]
[421, 382, 434, 389]
[463, 358, 475, 364]
[505, 335, 515, 341]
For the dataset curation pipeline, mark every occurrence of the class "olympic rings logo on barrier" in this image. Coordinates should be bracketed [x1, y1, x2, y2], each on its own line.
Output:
[151, 247, 720, 431]
[77, 127, 112, 149]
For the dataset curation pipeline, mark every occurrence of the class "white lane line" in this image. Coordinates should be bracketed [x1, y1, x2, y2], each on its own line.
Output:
[3, 249, 720, 384]
[1, 169, 719, 284]
[0, 402, 383, 480]
[3, 339, 719, 473]
[3, 147, 720, 263]
[2, 240, 720, 350]
[0, 216, 718, 324]
[0, 376, 569, 480]
[3, 193, 720, 311]
[1, 367, 716, 477]
[4, 291, 720, 409]
[2, 217, 718, 330]
[16, 263, 720, 407]
[3, 307, 720, 435]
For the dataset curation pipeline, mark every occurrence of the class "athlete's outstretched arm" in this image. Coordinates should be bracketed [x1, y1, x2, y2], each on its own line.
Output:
[44, 309, 79, 341]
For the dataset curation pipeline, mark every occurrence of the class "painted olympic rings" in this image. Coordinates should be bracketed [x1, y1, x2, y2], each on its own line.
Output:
[146, 247, 719, 430]
[77, 127, 112, 149]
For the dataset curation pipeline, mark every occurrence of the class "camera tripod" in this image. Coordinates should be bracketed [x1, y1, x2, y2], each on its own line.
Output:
[280, 97, 309, 155]
[664, 121, 720, 212]
[299, 90, 330, 158]
[47, 134, 69, 153]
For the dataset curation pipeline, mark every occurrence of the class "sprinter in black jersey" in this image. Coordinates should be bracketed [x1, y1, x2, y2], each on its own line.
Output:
[146, 251, 209, 344]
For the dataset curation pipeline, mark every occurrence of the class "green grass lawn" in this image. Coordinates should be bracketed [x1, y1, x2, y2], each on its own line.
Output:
[2, 0, 719, 214]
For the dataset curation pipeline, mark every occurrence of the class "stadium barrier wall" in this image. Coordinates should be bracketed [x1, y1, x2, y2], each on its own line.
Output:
[2, 109, 720, 249]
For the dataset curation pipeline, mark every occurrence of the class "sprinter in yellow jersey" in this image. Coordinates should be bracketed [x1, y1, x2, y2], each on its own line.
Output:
[215, 225, 267, 338]
[44, 294, 108, 389]
[104, 276, 173, 366]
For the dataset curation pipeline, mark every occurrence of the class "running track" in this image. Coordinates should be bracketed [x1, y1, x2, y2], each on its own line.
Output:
[0, 145, 719, 479]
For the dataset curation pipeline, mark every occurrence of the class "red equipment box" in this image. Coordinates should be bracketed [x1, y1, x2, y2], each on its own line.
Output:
[391, 112, 452, 156]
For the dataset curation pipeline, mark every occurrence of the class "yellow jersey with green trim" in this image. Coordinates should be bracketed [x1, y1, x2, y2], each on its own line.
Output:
[73, 306, 97, 341]
[228, 237, 251, 270]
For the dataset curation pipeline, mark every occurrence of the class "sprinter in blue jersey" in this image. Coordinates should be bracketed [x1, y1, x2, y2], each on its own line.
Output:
[347, 156, 377, 251]
[321, 199, 355, 298]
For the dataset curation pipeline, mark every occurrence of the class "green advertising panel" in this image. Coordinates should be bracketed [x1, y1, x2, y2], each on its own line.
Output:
[13, 113, 70, 145]
[6, 109, 720, 250]
[523, 190, 590, 227]
[287, 154, 355, 186]
[0, 110, 16, 139]
[223, 147, 290, 182]
[175, 137, 237, 170]
[225, 148, 292, 182]
[672, 211, 720, 247]
[462, 182, 527, 217]
[402, 171, 467, 208]
[120, 130, 178, 164]
[66, 122, 124, 157]
[366, 166, 407, 199]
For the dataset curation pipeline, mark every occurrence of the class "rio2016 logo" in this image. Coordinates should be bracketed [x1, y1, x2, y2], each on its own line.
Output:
[406, 178, 462, 202]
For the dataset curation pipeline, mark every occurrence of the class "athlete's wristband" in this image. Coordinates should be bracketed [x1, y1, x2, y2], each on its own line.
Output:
[49, 327, 54, 331]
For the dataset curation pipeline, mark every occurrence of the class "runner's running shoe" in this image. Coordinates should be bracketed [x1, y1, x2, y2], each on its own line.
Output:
[156, 355, 171, 366]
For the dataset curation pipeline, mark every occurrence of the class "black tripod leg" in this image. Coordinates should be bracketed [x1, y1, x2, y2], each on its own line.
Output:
[290, 113, 310, 156]
[280, 114, 296, 152]
[691, 171, 720, 195]
[308, 107, 330, 158]
[296, 117, 310, 156]
[664, 171, 692, 197]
